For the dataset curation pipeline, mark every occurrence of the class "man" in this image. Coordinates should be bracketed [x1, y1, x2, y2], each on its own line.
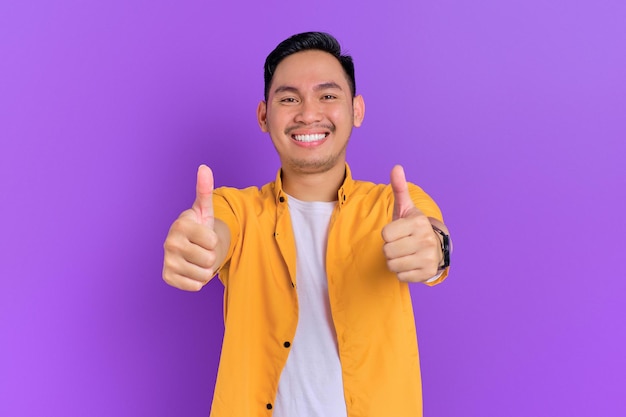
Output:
[163, 32, 451, 417]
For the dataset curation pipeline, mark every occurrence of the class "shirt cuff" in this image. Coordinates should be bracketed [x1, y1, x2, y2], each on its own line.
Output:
[426, 270, 444, 283]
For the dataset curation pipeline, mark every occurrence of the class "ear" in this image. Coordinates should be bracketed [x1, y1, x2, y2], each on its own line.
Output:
[352, 95, 365, 127]
[257, 101, 268, 132]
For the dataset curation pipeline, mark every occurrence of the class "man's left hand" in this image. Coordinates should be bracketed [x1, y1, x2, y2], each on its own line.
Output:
[381, 165, 443, 282]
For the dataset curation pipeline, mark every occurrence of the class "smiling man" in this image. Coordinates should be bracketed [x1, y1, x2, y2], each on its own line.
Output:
[259, 49, 364, 191]
[162, 32, 451, 417]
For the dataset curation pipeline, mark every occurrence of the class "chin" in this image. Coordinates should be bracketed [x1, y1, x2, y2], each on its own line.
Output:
[288, 158, 338, 174]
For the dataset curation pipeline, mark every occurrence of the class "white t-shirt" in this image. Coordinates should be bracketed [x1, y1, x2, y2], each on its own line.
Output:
[273, 195, 441, 416]
[273, 196, 347, 417]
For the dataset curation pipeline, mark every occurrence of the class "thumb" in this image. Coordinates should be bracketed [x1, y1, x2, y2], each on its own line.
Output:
[192, 164, 215, 228]
[390, 165, 415, 220]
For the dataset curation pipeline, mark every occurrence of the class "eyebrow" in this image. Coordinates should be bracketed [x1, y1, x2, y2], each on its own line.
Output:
[314, 82, 343, 91]
[273, 82, 344, 95]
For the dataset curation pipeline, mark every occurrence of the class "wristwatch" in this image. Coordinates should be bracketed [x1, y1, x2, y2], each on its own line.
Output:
[432, 225, 451, 271]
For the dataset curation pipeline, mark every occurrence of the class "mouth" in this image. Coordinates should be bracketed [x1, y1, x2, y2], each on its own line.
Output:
[292, 133, 329, 143]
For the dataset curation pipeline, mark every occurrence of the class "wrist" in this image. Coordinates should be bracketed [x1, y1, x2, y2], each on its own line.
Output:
[431, 225, 451, 271]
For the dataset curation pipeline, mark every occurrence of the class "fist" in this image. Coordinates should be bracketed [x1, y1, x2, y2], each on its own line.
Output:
[162, 165, 220, 291]
[381, 165, 443, 282]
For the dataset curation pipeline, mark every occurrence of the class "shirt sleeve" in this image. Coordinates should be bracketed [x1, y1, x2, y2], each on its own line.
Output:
[407, 183, 450, 285]
[212, 187, 241, 274]
[408, 183, 444, 222]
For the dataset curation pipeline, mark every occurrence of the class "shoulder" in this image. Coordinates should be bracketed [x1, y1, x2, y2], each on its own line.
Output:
[350, 179, 442, 220]
[213, 182, 276, 214]
[349, 179, 431, 201]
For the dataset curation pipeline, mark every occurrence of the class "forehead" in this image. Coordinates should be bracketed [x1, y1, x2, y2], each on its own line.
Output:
[270, 50, 349, 93]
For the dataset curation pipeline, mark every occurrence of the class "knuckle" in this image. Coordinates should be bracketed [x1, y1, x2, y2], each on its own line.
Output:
[427, 232, 439, 247]
[397, 271, 413, 282]
[205, 251, 216, 267]
[169, 218, 187, 234]
[170, 216, 199, 237]
[162, 271, 180, 287]
[410, 214, 428, 228]
[163, 238, 178, 253]
[162, 256, 179, 274]
[382, 243, 392, 258]
[197, 250, 215, 269]
[381, 226, 391, 242]
[187, 280, 204, 292]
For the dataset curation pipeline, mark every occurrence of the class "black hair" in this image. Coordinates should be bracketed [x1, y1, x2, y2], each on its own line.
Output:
[263, 32, 356, 101]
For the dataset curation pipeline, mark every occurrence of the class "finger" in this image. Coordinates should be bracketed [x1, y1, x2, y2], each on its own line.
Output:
[390, 165, 414, 220]
[162, 253, 214, 290]
[382, 235, 419, 259]
[385, 255, 422, 275]
[386, 256, 440, 283]
[185, 218, 219, 251]
[382, 213, 432, 242]
[171, 261, 215, 284]
[170, 210, 219, 249]
[385, 245, 440, 273]
[396, 269, 437, 284]
[165, 273, 210, 292]
[192, 165, 215, 228]
[182, 238, 218, 269]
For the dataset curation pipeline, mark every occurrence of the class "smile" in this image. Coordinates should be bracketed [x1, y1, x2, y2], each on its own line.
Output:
[292, 133, 328, 143]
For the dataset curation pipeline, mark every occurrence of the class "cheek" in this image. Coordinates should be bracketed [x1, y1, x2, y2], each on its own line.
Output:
[267, 109, 293, 127]
[266, 115, 291, 140]
[264, 114, 279, 132]
[329, 107, 354, 128]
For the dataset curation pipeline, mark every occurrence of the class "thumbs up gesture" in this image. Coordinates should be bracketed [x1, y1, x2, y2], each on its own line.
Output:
[381, 165, 444, 283]
[163, 165, 228, 291]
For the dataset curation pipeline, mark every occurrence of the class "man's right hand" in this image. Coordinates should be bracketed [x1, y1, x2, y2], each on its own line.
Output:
[163, 165, 226, 291]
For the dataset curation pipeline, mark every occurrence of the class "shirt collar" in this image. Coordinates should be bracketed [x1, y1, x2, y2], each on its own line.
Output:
[272, 163, 356, 207]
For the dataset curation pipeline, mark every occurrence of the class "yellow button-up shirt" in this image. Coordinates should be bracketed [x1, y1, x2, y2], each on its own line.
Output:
[211, 165, 447, 417]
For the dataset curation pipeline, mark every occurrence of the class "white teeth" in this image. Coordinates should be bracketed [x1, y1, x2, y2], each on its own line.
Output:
[293, 133, 326, 142]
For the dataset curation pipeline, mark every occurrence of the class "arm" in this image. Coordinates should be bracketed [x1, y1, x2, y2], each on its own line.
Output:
[162, 165, 231, 291]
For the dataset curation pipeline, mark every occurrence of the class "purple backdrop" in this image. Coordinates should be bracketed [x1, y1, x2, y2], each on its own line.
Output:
[1, 1, 625, 416]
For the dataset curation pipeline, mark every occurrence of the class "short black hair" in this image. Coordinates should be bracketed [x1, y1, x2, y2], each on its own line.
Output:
[263, 32, 356, 101]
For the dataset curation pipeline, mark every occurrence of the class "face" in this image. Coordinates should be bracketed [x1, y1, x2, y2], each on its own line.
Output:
[257, 50, 365, 175]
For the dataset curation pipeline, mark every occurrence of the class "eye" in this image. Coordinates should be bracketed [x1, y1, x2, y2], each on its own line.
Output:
[322, 94, 337, 100]
[280, 97, 298, 103]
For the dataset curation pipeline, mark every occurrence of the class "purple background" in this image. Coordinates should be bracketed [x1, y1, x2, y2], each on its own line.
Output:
[1, 0, 625, 416]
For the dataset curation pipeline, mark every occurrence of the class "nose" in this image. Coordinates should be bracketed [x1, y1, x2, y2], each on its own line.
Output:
[294, 98, 322, 124]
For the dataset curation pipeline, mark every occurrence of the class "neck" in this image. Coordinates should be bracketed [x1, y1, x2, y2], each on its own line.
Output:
[281, 163, 346, 202]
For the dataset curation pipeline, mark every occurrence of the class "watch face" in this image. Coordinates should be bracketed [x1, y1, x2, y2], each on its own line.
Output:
[441, 233, 450, 268]
[432, 226, 451, 269]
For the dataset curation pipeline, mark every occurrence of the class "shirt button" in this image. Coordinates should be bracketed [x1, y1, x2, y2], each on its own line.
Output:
[279, 196, 285, 203]
[283, 341, 291, 348]
[266, 403, 273, 410]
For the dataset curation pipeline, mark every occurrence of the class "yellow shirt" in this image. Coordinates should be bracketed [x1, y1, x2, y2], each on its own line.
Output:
[211, 165, 447, 417]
